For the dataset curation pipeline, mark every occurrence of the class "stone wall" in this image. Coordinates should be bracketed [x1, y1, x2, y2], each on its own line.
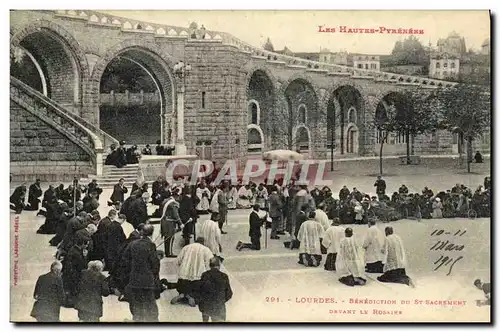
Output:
[183, 41, 247, 166]
[10, 102, 93, 182]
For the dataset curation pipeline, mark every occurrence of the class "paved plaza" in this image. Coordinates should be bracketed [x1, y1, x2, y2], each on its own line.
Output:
[10, 166, 491, 323]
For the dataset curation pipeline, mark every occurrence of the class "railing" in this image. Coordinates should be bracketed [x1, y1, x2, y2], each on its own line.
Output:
[10, 77, 104, 176]
[11, 76, 118, 152]
[48, 9, 458, 88]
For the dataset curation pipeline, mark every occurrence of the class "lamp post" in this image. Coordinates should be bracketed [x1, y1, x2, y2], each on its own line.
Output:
[173, 61, 192, 156]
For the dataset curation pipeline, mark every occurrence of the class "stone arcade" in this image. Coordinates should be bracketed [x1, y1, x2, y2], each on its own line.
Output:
[10, 10, 487, 182]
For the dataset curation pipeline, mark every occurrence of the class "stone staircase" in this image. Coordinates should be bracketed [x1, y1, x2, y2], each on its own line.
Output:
[82, 160, 140, 189]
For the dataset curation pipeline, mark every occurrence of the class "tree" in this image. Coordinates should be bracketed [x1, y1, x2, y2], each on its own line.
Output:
[390, 36, 428, 66]
[436, 84, 490, 173]
[395, 89, 444, 164]
[373, 104, 398, 175]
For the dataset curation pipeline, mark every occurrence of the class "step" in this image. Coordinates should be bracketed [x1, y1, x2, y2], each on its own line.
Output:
[103, 164, 139, 170]
[100, 174, 138, 179]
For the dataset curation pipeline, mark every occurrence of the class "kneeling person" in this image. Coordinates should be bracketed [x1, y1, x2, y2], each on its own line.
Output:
[336, 228, 366, 286]
[297, 211, 324, 267]
[171, 237, 213, 307]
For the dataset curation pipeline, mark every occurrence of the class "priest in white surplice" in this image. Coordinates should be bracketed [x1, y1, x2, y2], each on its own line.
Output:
[196, 183, 211, 214]
[171, 237, 214, 307]
[297, 212, 325, 267]
[314, 205, 331, 231]
[336, 228, 367, 286]
[209, 187, 221, 214]
[321, 218, 345, 271]
[236, 184, 252, 209]
[200, 213, 223, 262]
[228, 186, 238, 210]
[377, 227, 415, 287]
[363, 219, 385, 273]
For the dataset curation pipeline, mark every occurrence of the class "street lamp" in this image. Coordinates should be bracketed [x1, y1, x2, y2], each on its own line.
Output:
[173, 61, 192, 156]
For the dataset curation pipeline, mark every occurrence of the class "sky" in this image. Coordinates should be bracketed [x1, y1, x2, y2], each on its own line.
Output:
[102, 10, 490, 54]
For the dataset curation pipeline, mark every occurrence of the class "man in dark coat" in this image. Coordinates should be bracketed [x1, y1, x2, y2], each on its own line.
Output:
[339, 185, 350, 202]
[30, 261, 65, 322]
[10, 184, 26, 214]
[199, 257, 233, 322]
[37, 196, 62, 235]
[236, 204, 265, 251]
[374, 176, 387, 199]
[88, 210, 116, 262]
[123, 224, 160, 322]
[87, 179, 103, 199]
[60, 212, 87, 255]
[62, 237, 88, 307]
[104, 214, 127, 271]
[37, 185, 55, 217]
[179, 187, 198, 246]
[74, 260, 110, 322]
[83, 192, 100, 213]
[127, 192, 149, 229]
[109, 223, 146, 296]
[268, 186, 283, 240]
[161, 193, 183, 257]
[109, 178, 128, 207]
[26, 179, 43, 211]
[114, 141, 128, 168]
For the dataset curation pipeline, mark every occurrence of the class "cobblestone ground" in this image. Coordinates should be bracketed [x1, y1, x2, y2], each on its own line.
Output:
[10, 170, 491, 322]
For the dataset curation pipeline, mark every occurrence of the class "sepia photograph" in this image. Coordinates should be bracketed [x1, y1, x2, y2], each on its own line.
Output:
[9, 9, 491, 323]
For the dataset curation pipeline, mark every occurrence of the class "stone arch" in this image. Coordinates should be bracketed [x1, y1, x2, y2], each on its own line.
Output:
[247, 99, 260, 125]
[298, 103, 307, 124]
[247, 124, 265, 151]
[279, 72, 321, 99]
[345, 123, 359, 154]
[327, 84, 366, 155]
[88, 39, 177, 143]
[244, 64, 278, 94]
[245, 65, 277, 138]
[10, 19, 90, 107]
[292, 124, 311, 152]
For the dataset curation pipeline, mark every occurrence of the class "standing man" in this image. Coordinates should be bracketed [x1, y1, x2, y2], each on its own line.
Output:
[377, 227, 415, 287]
[179, 187, 198, 246]
[30, 261, 65, 322]
[61, 237, 88, 307]
[374, 176, 387, 200]
[109, 178, 128, 207]
[160, 192, 184, 258]
[199, 257, 233, 322]
[104, 213, 127, 272]
[217, 185, 229, 234]
[123, 224, 160, 322]
[268, 186, 283, 240]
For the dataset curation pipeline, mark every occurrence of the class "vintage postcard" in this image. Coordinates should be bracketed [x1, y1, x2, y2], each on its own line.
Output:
[9, 9, 491, 323]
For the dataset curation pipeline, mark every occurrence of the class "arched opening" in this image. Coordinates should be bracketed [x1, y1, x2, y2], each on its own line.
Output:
[298, 104, 307, 124]
[247, 100, 260, 125]
[247, 69, 275, 137]
[11, 28, 81, 109]
[294, 125, 310, 152]
[374, 92, 409, 155]
[247, 124, 264, 153]
[98, 48, 174, 145]
[328, 86, 364, 155]
[346, 124, 359, 154]
[10, 46, 47, 96]
[281, 78, 318, 151]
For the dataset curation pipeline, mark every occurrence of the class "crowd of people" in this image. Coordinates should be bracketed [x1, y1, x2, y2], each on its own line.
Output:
[104, 140, 176, 169]
[11, 171, 491, 322]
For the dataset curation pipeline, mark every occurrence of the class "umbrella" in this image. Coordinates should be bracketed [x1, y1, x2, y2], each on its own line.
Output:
[262, 149, 305, 161]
